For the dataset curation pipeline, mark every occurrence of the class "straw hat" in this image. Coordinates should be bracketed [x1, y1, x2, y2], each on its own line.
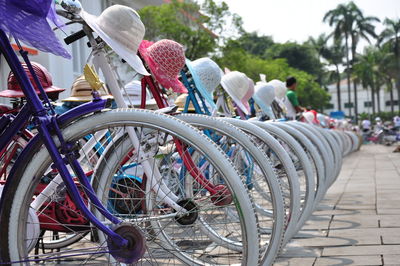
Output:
[122, 80, 157, 108]
[267, 79, 286, 99]
[0, 0, 70, 58]
[252, 83, 275, 118]
[80, 5, 149, 76]
[0, 62, 65, 98]
[138, 39, 187, 93]
[220, 71, 253, 115]
[174, 94, 195, 112]
[186, 58, 220, 110]
[62, 75, 113, 102]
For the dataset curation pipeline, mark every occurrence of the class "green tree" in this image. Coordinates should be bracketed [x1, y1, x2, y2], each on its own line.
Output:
[324, 1, 379, 121]
[323, 3, 354, 116]
[379, 18, 400, 112]
[353, 47, 387, 114]
[215, 46, 329, 110]
[139, 0, 241, 59]
[307, 34, 330, 61]
[200, 0, 244, 40]
[350, 7, 379, 121]
[265, 42, 323, 77]
[323, 40, 345, 111]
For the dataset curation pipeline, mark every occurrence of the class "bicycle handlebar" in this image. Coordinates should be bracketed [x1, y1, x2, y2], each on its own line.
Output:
[64, 29, 86, 45]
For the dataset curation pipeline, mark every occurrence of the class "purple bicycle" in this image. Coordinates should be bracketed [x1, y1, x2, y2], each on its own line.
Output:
[0, 1, 260, 264]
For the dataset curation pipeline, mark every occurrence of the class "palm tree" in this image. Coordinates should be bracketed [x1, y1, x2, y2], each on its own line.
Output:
[324, 1, 379, 121]
[323, 40, 345, 111]
[307, 34, 329, 60]
[376, 45, 398, 114]
[379, 18, 400, 112]
[307, 34, 330, 86]
[323, 3, 353, 117]
[350, 8, 380, 121]
[353, 47, 378, 115]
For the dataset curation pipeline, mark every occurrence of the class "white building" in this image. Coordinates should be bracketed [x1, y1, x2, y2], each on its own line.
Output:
[0, 0, 163, 105]
[324, 79, 399, 117]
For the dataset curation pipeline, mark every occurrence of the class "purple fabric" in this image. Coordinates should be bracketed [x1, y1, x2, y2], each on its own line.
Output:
[0, 0, 71, 58]
[48, 1, 65, 29]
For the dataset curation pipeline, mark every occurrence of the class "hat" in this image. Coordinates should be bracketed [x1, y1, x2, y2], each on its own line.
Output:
[175, 93, 195, 112]
[138, 39, 187, 93]
[185, 58, 220, 110]
[267, 79, 286, 99]
[80, 5, 149, 76]
[0, 62, 65, 98]
[122, 80, 157, 108]
[62, 75, 113, 102]
[252, 82, 275, 118]
[303, 111, 317, 124]
[220, 71, 253, 115]
[0, 0, 70, 58]
[317, 113, 327, 127]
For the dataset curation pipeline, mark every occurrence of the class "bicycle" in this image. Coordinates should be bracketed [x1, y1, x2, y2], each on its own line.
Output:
[0, 1, 260, 264]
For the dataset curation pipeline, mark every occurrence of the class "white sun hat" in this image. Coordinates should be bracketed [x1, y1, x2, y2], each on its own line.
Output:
[221, 71, 253, 115]
[185, 58, 221, 110]
[80, 5, 149, 76]
[267, 79, 286, 99]
[252, 83, 275, 118]
[303, 111, 315, 124]
[122, 80, 157, 108]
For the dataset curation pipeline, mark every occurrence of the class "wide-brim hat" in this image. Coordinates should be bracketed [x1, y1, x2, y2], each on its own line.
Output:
[0, 0, 70, 58]
[122, 80, 158, 108]
[0, 61, 65, 98]
[185, 58, 220, 110]
[138, 40, 187, 93]
[242, 78, 255, 113]
[175, 93, 196, 112]
[220, 71, 251, 115]
[267, 79, 286, 99]
[80, 5, 149, 76]
[252, 82, 275, 118]
[62, 75, 113, 102]
[0, 85, 64, 98]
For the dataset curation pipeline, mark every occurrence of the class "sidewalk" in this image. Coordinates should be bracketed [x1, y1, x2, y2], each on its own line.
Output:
[275, 144, 400, 266]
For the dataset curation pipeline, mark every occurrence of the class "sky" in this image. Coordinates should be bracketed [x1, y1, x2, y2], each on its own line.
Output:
[222, 0, 400, 50]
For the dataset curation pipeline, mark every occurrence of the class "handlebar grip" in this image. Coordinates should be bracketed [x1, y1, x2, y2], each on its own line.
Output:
[64, 30, 86, 45]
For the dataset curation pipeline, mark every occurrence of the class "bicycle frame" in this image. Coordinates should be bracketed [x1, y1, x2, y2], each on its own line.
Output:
[85, 29, 226, 200]
[180, 71, 257, 187]
[0, 29, 129, 248]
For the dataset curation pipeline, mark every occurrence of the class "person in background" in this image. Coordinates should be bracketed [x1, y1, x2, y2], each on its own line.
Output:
[393, 115, 400, 130]
[361, 118, 371, 133]
[283, 76, 304, 120]
[374, 117, 383, 131]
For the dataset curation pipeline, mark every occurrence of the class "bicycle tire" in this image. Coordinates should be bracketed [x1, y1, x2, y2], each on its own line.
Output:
[0, 109, 260, 265]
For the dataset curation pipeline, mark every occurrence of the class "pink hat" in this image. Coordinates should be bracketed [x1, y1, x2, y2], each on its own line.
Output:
[138, 39, 187, 93]
[242, 78, 255, 113]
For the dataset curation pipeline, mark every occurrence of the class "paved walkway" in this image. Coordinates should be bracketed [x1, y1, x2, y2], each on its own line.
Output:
[275, 144, 400, 266]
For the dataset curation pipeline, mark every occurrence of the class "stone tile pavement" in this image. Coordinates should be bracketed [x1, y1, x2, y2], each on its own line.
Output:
[274, 144, 400, 266]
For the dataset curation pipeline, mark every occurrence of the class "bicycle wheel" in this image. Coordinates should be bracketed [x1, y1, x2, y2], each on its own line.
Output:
[0, 109, 260, 265]
[291, 122, 336, 186]
[219, 118, 301, 247]
[286, 122, 334, 189]
[271, 122, 327, 208]
[175, 114, 285, 265]
[250, 120, 316, 236]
